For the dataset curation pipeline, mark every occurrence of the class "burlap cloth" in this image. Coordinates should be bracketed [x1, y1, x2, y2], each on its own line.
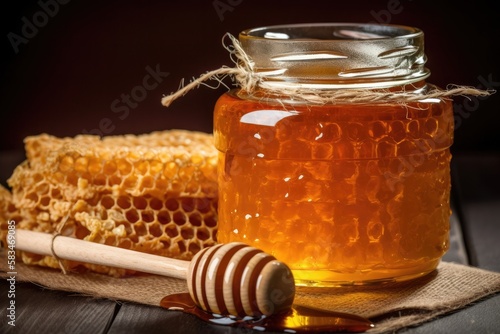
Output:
[1, 254, 500, 333]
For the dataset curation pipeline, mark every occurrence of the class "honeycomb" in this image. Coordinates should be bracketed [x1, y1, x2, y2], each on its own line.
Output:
[0, 185, 23, 233]
[0, 130, 219, 276]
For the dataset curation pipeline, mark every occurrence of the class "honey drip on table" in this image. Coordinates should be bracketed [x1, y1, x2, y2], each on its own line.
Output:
[160, 293, 374, 333]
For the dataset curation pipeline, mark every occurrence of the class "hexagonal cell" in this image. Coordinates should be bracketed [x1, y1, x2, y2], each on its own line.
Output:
[116, 158, 133, 175]
[188, 212, 203, 227]
[125, 209, 139, 223]
[108, 174, 122, 186]
[367, 219, 384, 242]
[134, 160, 150, 174]
[141, 210, 155, 223]
[163, 161, 179, 179]
[88, 157, 103, 174]
[165, 198, 179, 211]
[133, 196, 148, 210]
[181, 198, 196, 213]
[58, 156, 74, 172]
[397, 139, 418, 155]
[165, 224, 179, 238]
[117, 196, 132, 209]
[123, 175, 138, 188]
[346, 122, 365, 142]
[376, 138, 397, 158]
[157, 210, 171, 225]
[140, 175, 154, 189]
[188, 241, 201, 254]
[389, 120, 406, 144]
[103, 160, 117, 175]
[368, 121, 387, 140]
[149, 197, 163, 211]
[195, 198, 212, 214]
[178, 165, 196, 182]
[424, 118, 439, 137]
[406, 119, 420, 138]
[180, 227, 195, 240]
[196, 227, 211, 241]
[40, 196, 51, 207]
[148, 223, 163, 238]
[204, 214, 217, 228]
[100, 195, 115, 209]
[173, 211, 187, 226]
[312, 143, 333, 160]
[323, 123, 343, 143]
[74, 157, 88, 173]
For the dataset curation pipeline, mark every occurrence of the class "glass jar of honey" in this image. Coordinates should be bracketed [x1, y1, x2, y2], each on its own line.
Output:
[214, 23, 453, 286]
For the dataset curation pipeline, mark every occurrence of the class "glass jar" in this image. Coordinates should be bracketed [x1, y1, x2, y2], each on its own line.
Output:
[214, 23, 453, 286]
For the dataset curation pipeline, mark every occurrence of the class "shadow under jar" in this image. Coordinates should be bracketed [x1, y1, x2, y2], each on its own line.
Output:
[214, 23, 453, 287]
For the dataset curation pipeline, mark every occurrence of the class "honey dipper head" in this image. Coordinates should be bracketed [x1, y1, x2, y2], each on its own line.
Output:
[187, 242, 295, 317]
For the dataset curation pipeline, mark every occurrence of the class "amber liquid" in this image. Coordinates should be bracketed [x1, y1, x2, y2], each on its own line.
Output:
[160, 293, 374, 332]
[214, 90, 454, 286]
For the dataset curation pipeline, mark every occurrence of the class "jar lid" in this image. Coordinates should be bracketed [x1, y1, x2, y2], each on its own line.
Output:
[239, 23, 430, 89]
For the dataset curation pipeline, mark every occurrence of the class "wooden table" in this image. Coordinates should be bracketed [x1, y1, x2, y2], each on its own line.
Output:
[1, 152, 499, 333]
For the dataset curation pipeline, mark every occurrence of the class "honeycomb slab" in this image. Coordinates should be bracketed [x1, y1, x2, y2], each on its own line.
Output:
[0, 130, 218, 276]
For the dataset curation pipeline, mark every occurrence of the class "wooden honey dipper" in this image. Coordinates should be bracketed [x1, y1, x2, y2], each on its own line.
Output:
[15, 230, 295, 317]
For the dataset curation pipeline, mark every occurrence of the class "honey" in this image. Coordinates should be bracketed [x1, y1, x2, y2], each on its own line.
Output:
[214, 23, 454, 286]
[215, 91, 453, 285]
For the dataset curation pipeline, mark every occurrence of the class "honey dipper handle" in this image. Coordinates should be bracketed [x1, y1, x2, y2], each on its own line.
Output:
[15, 230, 189, 280]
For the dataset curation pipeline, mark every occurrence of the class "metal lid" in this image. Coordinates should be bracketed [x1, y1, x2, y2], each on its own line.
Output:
[239, 23, 429, 89]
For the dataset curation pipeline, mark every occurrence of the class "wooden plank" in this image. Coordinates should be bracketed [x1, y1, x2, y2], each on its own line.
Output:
[106, 302, 232, 334]
[400, 293, 500, 334]
[0, 281, 117, 334]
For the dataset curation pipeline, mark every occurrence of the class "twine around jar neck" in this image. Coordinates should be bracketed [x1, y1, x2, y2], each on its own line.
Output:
[161, 33, 494, 107]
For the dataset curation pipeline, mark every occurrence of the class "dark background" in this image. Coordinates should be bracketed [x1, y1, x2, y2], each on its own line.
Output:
[1, 0, 499, 157]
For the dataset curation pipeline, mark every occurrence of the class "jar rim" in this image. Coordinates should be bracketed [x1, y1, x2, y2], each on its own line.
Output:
[240, 23, 423, 42]
[238, 23, 429, 89]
